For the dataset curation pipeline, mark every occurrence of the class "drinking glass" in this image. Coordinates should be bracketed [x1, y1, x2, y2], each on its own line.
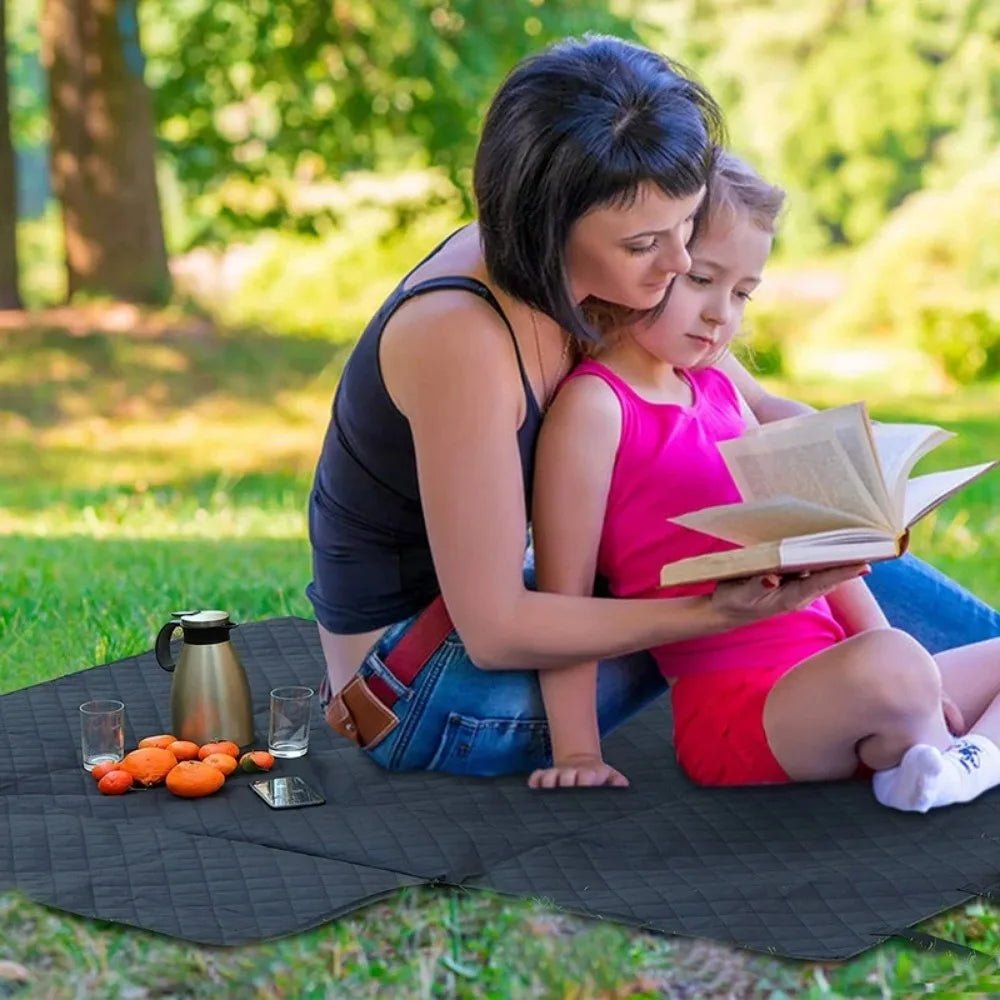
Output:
[79, 699, 125, 771]
[268, 686, 314, 758]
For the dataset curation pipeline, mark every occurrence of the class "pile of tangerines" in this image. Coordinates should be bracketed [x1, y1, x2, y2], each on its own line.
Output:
[91, 734, 275, 798]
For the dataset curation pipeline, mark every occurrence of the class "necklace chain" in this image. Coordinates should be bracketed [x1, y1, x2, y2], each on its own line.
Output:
[530, 311, 571, 410]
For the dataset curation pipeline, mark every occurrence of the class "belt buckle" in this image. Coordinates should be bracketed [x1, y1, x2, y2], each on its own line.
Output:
[326, 675, 399, 750]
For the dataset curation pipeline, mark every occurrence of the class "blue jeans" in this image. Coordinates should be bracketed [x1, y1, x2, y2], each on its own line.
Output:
[336, 554, 1000, 776]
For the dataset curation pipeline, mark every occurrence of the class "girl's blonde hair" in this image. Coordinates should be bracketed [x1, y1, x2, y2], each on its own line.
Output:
[702, 149, 785, 236]
[580, 149, 784, 357]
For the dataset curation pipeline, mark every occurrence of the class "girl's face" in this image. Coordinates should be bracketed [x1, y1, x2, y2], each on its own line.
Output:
[565, 183, 706, 310]
[632, 210, 773, 368]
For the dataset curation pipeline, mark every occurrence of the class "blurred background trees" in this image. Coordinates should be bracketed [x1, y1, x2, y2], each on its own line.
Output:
[4, 0, 999, 380]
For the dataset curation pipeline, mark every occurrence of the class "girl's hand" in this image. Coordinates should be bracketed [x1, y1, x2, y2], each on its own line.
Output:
[711, 565, 871, 625]
[528, 754, 630, 789]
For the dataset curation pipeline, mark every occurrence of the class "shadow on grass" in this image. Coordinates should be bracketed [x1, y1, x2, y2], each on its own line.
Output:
[0, 455, 315, 513]
[0, 325, 353, 429]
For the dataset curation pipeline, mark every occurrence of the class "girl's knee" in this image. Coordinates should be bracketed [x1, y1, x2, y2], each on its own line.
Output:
[843, 628, 941, 718]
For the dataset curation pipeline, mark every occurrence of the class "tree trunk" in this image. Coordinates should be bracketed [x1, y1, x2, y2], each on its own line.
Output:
[40, 0, 170, 303]
[0, 0, 22, 309]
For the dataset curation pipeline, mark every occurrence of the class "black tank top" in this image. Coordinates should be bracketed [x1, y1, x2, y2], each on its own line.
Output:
[307, 235, 542, 634]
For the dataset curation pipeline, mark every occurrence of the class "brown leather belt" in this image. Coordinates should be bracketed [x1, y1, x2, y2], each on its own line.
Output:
[322, 596, 453, 750]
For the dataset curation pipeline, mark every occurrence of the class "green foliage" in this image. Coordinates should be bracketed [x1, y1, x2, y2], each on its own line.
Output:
[734, 299, 811, 378]
[918, 305, 1000, 384]
[140, 0, 638, 241]
[16, 206, 65, 306]
[7, 0, 47, 146]
[815, 154, 1000, 382]
[8, 0, 998, 260]
[194, 192, 463, 340]
[640, 0, 1000, 253]
[780, 20, 935, 245]
[8, 0, 50, 221]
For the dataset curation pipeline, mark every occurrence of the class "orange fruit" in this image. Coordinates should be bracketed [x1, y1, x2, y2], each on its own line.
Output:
[91, 760, 122, 782]
[97, 770, 134, 795]
[239, 751, 275, 773]
[201, 752, 237, 776]
[138, 734, 177, 751]
[120, 747, 178, 786]
[198, 740, 240, 761]
[166, 740, 201, 761]
[165, 760, 226, 798]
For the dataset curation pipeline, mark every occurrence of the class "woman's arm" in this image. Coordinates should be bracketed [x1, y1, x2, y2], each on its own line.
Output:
[383, 296, 865, 669]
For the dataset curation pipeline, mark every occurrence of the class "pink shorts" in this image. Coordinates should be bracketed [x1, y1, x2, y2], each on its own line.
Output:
[670, 663, 795, 787]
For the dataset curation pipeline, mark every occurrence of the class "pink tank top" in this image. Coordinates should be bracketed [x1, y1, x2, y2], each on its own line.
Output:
[560, 360, 845, 678]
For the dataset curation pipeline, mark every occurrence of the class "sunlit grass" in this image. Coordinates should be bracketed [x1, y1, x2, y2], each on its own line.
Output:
[0, 326, 347, 536]
[3, 322, 1000, 996]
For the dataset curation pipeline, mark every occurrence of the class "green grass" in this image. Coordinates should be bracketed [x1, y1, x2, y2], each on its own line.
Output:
[2, 323, 1000, 997]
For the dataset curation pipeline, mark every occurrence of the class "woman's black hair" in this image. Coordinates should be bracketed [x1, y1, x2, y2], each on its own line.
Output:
[475, 35, 726, 344]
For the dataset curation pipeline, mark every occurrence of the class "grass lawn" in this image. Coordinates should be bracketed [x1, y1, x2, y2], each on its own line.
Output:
[2, 323, 1000, 998]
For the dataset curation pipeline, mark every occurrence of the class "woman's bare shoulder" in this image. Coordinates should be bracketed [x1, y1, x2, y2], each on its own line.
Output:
[380, 284, 523, 421]
[384, 286, 516, 366]
[401, 224, 483, 287]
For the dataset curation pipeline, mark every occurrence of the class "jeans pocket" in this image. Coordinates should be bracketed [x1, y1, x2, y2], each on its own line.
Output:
[428, 712, 551, 776]
[360, 650, 414, 702]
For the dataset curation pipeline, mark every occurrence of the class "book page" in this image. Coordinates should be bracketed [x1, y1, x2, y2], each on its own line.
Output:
[720, 433, 889, 529]
[720, 403, 892, 520]
[903, 461, 999, 527]
[871, 421, 953, 523]
[670, 497, 870, 545]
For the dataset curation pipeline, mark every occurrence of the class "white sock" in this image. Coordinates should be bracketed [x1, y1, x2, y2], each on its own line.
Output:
[872, 734, 1000, 813]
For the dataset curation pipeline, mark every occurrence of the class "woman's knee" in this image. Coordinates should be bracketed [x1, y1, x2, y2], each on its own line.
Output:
[841, 627, 941, 719]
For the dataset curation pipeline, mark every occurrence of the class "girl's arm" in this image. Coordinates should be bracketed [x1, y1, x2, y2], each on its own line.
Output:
[717, 353, 815, 424]
[528, 376, 630, 787]
[383, 295, 866, 670]
[823, 575, 890, 635]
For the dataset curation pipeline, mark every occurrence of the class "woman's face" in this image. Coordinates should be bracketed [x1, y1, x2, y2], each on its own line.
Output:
[565, 183, 706, 310]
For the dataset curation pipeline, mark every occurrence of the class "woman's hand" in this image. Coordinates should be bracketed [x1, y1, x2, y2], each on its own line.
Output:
[711, 565, 871, 626]
[528, 753, 630, 789]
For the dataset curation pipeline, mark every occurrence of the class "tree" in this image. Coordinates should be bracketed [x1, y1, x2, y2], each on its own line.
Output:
[40, 0, 169, 302]
[0, 0, 22, 308]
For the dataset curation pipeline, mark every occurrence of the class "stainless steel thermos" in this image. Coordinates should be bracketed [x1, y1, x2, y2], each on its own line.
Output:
[154, 610, 255, 747]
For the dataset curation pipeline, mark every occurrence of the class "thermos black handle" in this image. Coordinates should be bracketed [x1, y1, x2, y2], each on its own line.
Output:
[155, 621, 181, 672]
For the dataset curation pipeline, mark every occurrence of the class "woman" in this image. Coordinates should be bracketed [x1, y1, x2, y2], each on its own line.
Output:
[307, 35, 1000, 775]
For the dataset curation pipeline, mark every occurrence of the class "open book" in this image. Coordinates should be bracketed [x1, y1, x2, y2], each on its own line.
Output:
[659, 402, 997, 588]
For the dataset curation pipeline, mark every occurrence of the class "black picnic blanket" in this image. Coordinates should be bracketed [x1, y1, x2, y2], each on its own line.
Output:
[1, 617, 998, 960]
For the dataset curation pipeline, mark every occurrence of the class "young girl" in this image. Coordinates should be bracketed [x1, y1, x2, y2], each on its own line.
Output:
[529, 151, 1000, 813]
